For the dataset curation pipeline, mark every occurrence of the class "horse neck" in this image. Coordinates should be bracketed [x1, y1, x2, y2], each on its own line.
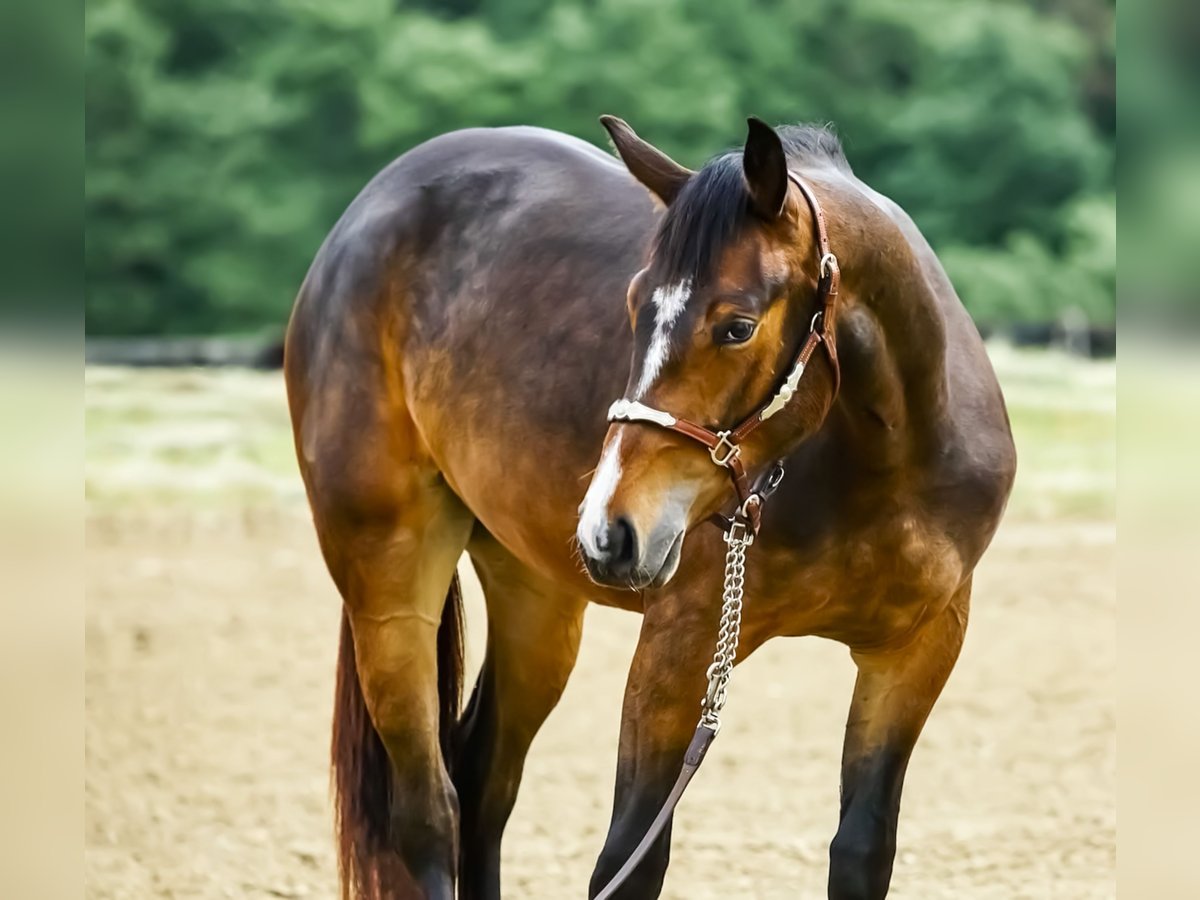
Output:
[753, 172, 953, 540]
[808, 174, 950, 464]
[830, 180, 950, 436]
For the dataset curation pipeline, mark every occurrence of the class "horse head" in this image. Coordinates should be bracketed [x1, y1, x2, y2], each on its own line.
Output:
[577, 116, 842, 589]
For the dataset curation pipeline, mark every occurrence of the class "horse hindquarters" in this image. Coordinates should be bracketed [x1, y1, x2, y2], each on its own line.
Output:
[287, 314, 476, 898]
[317, 468, 473, 900]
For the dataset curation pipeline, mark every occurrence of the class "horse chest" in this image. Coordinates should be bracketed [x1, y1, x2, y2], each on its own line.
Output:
[751, 512, 966, 648]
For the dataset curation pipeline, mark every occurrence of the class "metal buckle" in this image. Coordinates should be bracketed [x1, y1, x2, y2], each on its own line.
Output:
[709, 431, 740, 467]
[761, 462, 786, 497]
[737, 493, 762, 521]
[723, 518, 751, 546]
[820, 252, 839, 278]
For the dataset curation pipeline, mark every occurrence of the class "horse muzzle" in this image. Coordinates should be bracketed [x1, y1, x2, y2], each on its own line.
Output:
[577, 513, 685, 590]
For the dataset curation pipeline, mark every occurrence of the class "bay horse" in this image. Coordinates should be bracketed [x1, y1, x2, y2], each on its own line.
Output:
[284, 116, 1016, 899]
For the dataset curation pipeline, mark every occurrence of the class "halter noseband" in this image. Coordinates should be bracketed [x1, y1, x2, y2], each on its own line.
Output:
[605, 171, 842, 535]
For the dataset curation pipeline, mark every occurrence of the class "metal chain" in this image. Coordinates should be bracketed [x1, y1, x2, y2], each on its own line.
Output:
[592, 519, 755, 900]
[699, 521, 752, 730]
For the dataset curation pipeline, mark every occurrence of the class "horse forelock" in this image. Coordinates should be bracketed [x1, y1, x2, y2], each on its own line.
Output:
[652, 153, 749, 288]
[649, 123, 848, 289]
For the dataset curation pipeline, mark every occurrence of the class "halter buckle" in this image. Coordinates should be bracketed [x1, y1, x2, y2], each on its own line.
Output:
[738, 493, 762, 521]
[709, 431, 740, 468]
[820, 252, 839, 278]
[723, 517, 752, 546]
[761, 461, 786, 497]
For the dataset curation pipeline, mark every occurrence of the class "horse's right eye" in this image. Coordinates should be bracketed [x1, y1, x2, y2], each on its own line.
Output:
[715, 318, 757, 345]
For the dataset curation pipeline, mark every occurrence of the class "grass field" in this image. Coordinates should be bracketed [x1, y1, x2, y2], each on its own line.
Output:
[85, 344, 1115, 520]
[84, 347, 1116, 899]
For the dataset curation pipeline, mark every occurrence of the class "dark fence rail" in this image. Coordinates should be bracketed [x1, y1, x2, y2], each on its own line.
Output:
[85, 337, 286, 369]
[85, 323, 1114, 370]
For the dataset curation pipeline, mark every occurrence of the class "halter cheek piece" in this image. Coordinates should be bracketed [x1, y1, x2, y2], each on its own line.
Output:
[605, 172, 842, 536]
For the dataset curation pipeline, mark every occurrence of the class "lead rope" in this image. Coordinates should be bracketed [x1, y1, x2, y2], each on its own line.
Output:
[592, 520, 752, 900]
[700, 521, 751, 728]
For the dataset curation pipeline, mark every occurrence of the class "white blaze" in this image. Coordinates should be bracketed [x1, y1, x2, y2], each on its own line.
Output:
[633, 280, 692, 399]
[577, 433, 623, 557]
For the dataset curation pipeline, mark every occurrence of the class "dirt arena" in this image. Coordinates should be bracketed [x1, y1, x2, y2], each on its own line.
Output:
[84, 356, 1115, 898]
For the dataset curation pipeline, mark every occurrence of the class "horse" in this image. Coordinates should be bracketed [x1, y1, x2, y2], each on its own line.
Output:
[284, 115, 1016, 900]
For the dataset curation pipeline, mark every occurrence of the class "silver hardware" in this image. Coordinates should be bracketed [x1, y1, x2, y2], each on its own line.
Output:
[820, 252, 839, 278]
[607, 398, 677, 429]
[700, 521, 752, 729]
[759, 310, 825, 424]
[708, 431, 740, 467]
[758, 359, 806, 422]
[762, 463, 786, 496]
[738, 493, 762, 519]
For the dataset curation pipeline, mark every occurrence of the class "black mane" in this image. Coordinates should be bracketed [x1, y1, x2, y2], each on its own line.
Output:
[652, 123, 850, 284]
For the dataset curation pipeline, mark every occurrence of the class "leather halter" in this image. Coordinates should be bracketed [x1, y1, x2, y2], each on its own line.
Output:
[606, 171, 842, 534]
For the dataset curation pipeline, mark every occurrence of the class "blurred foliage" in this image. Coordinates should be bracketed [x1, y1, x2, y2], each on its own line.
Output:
[85, 0, 1114, 335]
[1, 0, 81, 319]
[1118, 0, 1200, 322]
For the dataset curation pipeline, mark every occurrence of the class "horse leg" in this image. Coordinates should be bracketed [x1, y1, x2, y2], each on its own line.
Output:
[827, 584, 971, 900]
[323, 479, 474, 900]
[454, 539, 586, 900]
[588, 590, 743, 899]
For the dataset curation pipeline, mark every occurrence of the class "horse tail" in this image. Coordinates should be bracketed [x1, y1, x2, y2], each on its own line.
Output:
[437, 572, 467, 763]
[331, 573, 466, 899]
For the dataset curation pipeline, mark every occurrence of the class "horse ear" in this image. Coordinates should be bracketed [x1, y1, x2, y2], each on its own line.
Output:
[743, 117, 788, 219]
[599, 115, 692, 207]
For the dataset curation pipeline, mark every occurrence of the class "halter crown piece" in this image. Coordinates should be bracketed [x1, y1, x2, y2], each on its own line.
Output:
[605, 170, 842, 536]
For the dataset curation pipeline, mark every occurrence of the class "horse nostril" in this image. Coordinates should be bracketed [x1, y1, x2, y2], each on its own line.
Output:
[609, 516, 638, 572]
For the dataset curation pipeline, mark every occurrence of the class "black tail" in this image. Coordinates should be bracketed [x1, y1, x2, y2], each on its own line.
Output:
[437, 573, 466, 762]
[330, 574, 465, 899]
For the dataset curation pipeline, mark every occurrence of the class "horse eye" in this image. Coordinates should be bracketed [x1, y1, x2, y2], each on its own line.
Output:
[716, 319, 757, 345]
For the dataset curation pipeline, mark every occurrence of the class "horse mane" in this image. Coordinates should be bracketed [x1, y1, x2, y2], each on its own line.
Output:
[774, 123, 851, 172]
[652, 123, 850, 285]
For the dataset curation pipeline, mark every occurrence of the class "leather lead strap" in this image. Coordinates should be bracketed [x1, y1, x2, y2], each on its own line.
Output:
[592, 725, 717, 900]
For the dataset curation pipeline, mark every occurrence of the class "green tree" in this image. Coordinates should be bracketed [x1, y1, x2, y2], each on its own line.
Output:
[85, 0, 1115, 335]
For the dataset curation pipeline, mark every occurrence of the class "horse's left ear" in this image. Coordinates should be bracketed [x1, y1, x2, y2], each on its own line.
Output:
[600, 115, 693, 207]
[743, 117, 789, 219]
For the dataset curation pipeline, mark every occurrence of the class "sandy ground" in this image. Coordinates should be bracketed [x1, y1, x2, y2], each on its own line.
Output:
[84, 508, 1114, 899]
